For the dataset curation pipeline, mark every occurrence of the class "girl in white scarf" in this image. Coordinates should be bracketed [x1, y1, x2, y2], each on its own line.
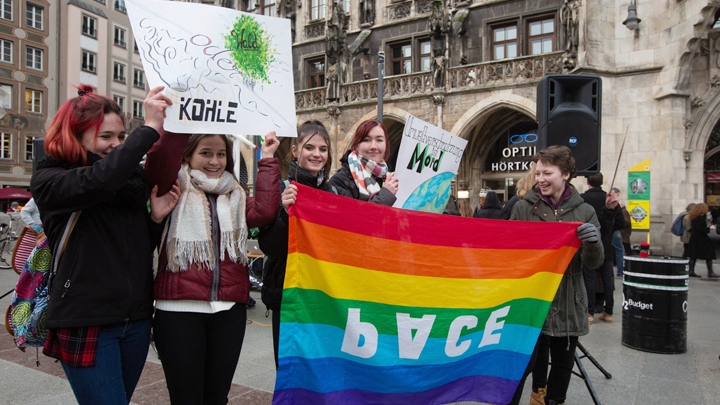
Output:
[149, 132, 280, 405]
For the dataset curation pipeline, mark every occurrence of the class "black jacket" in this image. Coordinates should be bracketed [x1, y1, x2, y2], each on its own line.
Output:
[258, 162, 349, 309]
[688, 215, 717, 260]
[580, 187, 625, 260]
[328, 150, 397, 207]
[30, 126, 164, 328]
[474, 191, 502, 219]
[499, 194, 519, 220]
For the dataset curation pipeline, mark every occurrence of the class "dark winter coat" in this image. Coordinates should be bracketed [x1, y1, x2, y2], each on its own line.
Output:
[30, 126, 164, 329]
[499, 194, 519, 220]
[688, 215, 717, 260]
[328, 150, 397, 206]
[580, 186, 625, 260]
[474, 191, 502, 219]
[511, 184, 604, 337]
[145, 131, 280, 303]
[258, 161, 350, 309]
[620, 206, 632, 244]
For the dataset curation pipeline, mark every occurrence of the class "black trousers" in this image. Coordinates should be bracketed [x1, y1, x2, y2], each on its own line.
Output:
[689, 258, 713, 276]
[154, 305, 247, 405]
[596, 259, 615, 315]
[582, 265, 596, 314]
[271, 308, 281, 369]
[509, 334, 578, 404]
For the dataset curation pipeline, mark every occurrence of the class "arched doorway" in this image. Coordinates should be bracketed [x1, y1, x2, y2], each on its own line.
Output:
[457, 108, 537, 211]
[704, 119, 720, 212]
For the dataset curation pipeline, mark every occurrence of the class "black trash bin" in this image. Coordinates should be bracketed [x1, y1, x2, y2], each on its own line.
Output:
[621, 255, 688, 354]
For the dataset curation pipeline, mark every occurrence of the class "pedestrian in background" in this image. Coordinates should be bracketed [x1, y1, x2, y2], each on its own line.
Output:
[259, 120, 349, 368]
[457, 199, 473, 217]
[580, 173, 624, 323]
[20, 197, 41, 226]
[686, 203, 719, 279]
[509, 145, 604, 405]
[329, 119, 398, 206]
[30, 85, 178, 405]
[620, 200, 632, 258]
[680, 203, 696, 262]
[610, 187, 628, 276]
[473, 190, 502, 219]
[500, 162, 535, 220]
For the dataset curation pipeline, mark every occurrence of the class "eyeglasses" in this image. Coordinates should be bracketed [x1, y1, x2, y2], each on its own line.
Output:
[510, 134, 538, 144]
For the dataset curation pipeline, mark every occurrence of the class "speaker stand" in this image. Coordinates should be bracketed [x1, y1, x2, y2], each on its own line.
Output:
[572, 341, 612, 405]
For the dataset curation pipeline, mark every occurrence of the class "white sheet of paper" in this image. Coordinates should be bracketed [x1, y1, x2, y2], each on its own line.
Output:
[126, 0, 297, 137]
[392, 115, 468, 213]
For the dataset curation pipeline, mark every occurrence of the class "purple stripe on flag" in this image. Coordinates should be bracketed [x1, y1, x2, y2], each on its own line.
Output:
[272, 374, 519, 405]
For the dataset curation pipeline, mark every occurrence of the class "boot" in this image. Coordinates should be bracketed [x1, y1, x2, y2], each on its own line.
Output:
[598, 312, 613, 323]
[709, 271, 720, 279]
[529, 387, 546, 405]
[689, 271, 701, 277]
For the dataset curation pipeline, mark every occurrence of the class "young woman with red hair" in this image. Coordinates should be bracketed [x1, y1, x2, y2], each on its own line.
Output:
[30, 85, 179, 404]
[329, 119, 399, 205]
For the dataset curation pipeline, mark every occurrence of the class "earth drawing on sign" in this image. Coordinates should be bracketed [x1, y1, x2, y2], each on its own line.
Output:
[402, 172, 455, 214]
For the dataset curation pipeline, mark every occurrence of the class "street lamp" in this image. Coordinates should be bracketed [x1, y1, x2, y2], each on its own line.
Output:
[622, 0, 641, 31]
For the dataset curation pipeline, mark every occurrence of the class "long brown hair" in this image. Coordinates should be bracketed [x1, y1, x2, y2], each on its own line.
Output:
[183, 134, 237, 181]
[689, 203, 709, 221]
[290, 120, 332, 185]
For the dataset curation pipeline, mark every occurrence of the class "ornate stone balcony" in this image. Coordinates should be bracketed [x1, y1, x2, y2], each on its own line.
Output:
[295, 51, 567, 112]
[448, 51, 564, 89]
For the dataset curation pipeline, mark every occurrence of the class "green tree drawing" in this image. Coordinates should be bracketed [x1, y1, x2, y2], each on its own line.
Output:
[225, 15, 277, 84]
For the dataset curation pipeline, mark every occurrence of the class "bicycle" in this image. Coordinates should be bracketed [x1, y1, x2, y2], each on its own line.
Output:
[0, 219, 18, 269]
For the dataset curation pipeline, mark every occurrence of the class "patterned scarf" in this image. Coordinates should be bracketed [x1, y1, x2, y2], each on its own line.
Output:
[347, 151, 388, 199]
[166, 163, 247, 272]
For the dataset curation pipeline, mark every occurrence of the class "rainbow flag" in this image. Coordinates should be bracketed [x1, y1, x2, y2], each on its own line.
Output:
[273, 184, 582, 405]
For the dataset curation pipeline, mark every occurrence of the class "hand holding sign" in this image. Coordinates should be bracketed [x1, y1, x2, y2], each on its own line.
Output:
[144, 86, 173, 132]
[383, 172, 399, 195]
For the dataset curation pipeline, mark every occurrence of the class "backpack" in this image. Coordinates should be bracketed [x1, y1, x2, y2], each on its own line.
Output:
[671, 214, 685, 236]
[9, 212, 80, 348]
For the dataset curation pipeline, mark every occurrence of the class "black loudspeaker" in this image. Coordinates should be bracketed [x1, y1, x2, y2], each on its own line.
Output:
[537, 74, 602, 175]
[32, 138, 46, 173]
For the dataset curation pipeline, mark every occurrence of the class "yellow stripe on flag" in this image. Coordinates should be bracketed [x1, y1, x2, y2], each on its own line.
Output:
[285, 252, 564, 309]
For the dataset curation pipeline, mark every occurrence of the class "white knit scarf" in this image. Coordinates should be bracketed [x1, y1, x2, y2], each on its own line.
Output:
[166, 163, 247, 272]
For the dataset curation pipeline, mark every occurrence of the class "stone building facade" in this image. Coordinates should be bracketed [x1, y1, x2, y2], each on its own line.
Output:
[0, 0, 58, 190]
[179, 0, 720, 255]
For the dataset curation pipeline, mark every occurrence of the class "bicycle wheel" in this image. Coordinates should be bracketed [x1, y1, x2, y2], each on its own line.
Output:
[0, 239, 10, 269]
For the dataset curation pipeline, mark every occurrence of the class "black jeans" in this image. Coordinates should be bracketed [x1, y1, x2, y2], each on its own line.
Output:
[271, 307, 281, 369]
[153, 305, 247, 405]
[689, 258, 713, 276]
[597, 259, 615, 315]
[535, 335, 579, 403]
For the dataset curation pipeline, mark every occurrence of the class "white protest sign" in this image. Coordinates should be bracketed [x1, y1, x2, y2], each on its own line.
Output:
[392, 115, 468, 213]
[126, 0, 297, 137]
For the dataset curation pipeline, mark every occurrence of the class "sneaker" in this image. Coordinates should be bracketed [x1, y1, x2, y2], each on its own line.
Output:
[598, 312, 613, 323]
[588, 314, 594, 324]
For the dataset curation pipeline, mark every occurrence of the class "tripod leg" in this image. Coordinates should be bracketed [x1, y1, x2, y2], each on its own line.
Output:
[576, 342, 613, 379]
[0, 289, 13, 300]
[574, 351, 602, 405]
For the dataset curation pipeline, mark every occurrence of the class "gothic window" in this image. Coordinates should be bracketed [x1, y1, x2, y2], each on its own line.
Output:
[308, 58, 325, 88]
[528, 18, 554, 55]
[390, 41, 411, 75]
[492, 24, 517, 60]
[419, 40, 431, 72]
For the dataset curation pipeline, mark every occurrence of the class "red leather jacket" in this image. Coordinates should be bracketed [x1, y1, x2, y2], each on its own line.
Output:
[145, 131, 280, 303]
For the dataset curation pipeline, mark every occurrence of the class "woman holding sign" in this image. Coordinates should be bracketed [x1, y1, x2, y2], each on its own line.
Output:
[259, 120, 350, 368]
[329, 119, 398, 206]
[144, 130, 280, 405]
[31, 86, 178, 405]
[509, 146, 604, 405]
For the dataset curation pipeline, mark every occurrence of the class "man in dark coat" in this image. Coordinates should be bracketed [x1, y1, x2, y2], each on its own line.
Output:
[580, 173, 625, 323]
[473, 191, 502, 219]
